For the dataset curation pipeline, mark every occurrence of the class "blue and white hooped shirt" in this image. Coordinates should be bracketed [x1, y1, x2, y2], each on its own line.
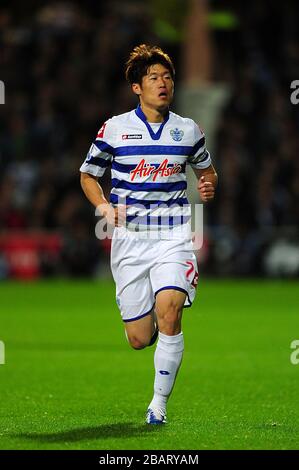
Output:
[80, 105, 212, 231]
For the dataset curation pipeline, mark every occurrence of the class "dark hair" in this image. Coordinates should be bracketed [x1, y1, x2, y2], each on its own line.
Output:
[125, 44, 175, 85]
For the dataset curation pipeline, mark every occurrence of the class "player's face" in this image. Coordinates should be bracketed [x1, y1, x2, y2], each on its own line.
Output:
[132, 64, 174, 112]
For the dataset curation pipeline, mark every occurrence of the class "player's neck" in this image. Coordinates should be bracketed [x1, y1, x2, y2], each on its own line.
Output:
[139, 103, 168, 123]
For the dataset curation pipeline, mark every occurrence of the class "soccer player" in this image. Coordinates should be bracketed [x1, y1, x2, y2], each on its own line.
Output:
[80, 44, 217, 424]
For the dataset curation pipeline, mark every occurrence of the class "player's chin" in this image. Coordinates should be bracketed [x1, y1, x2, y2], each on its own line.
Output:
[157, 103, 169, 113]
[157, 97, 172, 110]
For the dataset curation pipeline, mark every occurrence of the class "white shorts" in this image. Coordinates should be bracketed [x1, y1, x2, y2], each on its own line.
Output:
[110, 226, 199, 322]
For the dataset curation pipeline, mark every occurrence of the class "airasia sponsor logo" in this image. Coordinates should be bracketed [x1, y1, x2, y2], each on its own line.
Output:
[130, 158, 182, 181]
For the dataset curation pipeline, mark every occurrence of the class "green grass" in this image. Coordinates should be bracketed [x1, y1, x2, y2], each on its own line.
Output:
[0, 279, 299, 450]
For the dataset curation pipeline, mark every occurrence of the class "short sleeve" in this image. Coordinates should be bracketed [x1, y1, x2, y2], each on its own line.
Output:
[80, 120, 115, 177]
[187, 121, 212, 169]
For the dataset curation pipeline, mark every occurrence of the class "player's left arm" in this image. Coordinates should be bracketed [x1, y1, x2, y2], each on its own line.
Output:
[192, 164, 218, 203]
[188, 121, 218, 203]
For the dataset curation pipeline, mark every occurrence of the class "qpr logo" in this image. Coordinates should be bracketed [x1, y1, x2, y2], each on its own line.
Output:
[170, 128, 184, 142]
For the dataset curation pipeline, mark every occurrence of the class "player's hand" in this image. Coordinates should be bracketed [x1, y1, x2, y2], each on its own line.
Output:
[101, 204, 127, 226]
[198, 176, 215, 203]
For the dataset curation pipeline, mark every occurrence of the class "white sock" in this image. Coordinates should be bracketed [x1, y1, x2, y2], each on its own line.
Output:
[149, 331, 184, 411]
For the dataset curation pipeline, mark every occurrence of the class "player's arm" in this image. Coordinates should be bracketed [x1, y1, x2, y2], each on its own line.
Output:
[80, 172, 109, 211]
[80, 120, 126, 226]
[191, 164, 218, 203]
[80, 172, 125, 226]
[188, 121, 218, 203]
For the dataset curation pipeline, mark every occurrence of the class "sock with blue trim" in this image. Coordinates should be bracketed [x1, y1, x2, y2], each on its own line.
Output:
[149, 331, 184, 411]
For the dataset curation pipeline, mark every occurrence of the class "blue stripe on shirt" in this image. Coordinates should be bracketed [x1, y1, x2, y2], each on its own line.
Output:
[198, 150, 210, 162]
[94, 140, 114, 155]
[114, 145, 193, 157]
[110, 193, 189, 207]
[191, 136, 205, 156]
[190, 150, 210, 165]
[126, 214, 191, 226]
[85, 157, 111, 168]
[111, 178, 187, 192]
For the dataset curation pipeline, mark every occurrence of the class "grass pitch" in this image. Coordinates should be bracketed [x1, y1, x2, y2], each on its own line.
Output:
[0, 279, 299, 450]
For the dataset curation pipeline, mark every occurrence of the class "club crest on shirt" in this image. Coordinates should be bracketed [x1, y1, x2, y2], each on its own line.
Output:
[170, 128, 184, 142]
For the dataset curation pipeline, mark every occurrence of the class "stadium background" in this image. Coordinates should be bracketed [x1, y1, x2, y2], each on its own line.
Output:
[1, 0, 299, 279]
[1, 0, 299, 451]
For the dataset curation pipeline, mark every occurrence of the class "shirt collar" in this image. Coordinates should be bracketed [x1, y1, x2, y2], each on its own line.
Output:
[135, 104, 169, 141]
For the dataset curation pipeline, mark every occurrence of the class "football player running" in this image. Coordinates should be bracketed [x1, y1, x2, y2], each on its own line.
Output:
[80, 44, 217, 424]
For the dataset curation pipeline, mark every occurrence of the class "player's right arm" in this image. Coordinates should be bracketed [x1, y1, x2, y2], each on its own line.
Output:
[80, 173, 125, 226]
[79, 120, 125, 226]
[80, 172, 109, 214]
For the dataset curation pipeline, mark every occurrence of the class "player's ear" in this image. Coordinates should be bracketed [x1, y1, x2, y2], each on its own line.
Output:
[132, 83, 141, 96]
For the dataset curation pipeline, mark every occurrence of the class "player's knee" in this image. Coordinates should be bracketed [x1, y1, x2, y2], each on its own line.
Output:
[127, 335, 148, 350]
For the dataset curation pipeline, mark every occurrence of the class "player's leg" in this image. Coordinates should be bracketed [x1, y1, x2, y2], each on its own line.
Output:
[146, 288, 186, 424]
[124, 307, 158, 350]
[146, 239, 198, 424]
[155, 289, 185, 335]
[111, 230, 159, 349]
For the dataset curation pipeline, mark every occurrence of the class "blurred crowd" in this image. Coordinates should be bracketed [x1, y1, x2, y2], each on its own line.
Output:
[209, 1, 299, 275]
[0, 1, 155, 277]
[0, 0, 299, 278]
